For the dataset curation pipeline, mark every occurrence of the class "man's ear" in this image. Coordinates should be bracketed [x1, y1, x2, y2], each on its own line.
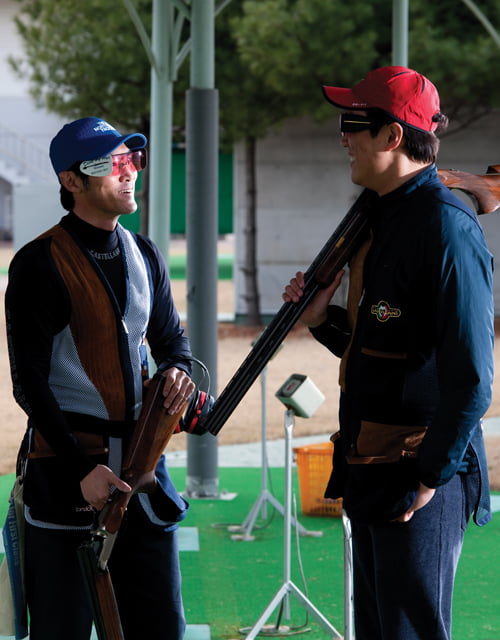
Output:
[384, 122, 404, 150]
[59, 170, 83, 192]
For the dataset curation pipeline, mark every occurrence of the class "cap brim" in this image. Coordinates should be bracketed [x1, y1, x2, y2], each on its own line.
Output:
[322, 85, 369, 110]
[121, 133, 147, 151]
[78, 132, 147, 163]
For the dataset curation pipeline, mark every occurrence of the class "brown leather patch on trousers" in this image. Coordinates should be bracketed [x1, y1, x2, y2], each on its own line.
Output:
[346, 421, 427, 464]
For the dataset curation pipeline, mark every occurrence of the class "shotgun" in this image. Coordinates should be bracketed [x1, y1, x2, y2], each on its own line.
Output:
[437, 164, 500, 214]
[78, 372, 186, 640]
[203, 187, 375, 436]
[203, 166, 500, 437]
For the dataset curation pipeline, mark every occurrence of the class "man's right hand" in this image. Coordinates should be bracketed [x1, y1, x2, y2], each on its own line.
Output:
[282, 269, 345, 328]
[80, 464, 131, 511]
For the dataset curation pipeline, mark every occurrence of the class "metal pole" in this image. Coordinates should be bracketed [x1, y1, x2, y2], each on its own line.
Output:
[461, 0, 500, 49]
[260, 367, 268, 519]
[185, 0, 220, 497]
[392, 0, 409, 67]
[148, 0, 174, 257]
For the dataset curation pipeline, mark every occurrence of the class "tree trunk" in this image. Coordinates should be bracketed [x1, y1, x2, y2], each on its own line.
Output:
[241, 135, 261, 325]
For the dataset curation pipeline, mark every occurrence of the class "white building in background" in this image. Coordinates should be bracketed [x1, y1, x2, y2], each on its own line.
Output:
[0, 0, 65, 241]
[1, 0, 500, 314]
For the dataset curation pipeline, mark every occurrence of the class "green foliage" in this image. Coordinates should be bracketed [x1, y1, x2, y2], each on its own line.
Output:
[408, 0, 500, 122]
[231, 0, 384, 123]
[9, 0, 153, 132]
[215, 0, 296, 146]
[8, 0, 500, 142]
[230, 0, 500, 129]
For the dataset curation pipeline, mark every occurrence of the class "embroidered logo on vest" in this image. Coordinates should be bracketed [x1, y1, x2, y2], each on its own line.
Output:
[370, 300, 401, 322]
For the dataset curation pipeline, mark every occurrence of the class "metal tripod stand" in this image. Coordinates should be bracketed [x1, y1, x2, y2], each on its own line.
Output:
[240, 408, 343, 639]
[228, 367, 322, 541]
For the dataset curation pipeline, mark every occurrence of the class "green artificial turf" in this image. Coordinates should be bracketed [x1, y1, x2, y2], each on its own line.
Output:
[1, 469, 499, 639]
[0, 254, 234, 281]
[168, 254, 233, 281]
[172, 468, 500, 640]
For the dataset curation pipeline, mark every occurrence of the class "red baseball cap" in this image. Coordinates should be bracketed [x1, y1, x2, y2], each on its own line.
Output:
[322, 66, 441, 133]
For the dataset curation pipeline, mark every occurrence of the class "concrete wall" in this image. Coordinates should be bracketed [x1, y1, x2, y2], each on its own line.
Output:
[233, 114, 500, 317]
[13, 184, 63, 250]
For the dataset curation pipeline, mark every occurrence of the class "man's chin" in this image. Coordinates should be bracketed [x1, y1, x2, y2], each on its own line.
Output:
[120, 206, 138, 217]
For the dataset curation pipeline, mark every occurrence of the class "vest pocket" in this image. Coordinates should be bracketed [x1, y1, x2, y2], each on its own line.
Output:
[347, 420, 427, 464]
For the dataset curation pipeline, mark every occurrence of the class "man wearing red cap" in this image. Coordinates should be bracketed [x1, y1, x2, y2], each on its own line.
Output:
[283, 67, 494, 639]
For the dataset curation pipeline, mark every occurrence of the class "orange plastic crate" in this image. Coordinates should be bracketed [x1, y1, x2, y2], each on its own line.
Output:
[294, 441, 343, 517]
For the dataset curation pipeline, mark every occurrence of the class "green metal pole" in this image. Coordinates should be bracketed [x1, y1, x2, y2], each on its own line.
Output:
[148, 0, 173, 257]
[461, 0, 500, 49]
[185, 0, 220, 497]
[392, 0, 409, 67]
[191, 1, 215, 87]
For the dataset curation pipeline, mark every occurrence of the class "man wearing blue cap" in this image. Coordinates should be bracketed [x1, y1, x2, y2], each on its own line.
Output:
[5, 117, 195, 639]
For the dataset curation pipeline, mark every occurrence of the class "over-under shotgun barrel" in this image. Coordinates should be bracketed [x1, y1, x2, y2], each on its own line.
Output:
[204, 166, 500, 437]
[204, 188, 375, 436]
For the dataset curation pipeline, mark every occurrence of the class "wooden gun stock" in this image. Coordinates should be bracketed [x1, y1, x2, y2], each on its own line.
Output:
[78, 372, 186, 640]
[203, 164, 500, 438]
[437, 165, 500, 214]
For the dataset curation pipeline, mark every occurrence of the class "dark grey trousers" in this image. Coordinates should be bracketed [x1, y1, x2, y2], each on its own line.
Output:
[351, 473, 476, 640]
[25, 497, 185, 640]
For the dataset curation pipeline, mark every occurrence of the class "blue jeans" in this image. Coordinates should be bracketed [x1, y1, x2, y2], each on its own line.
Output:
[25, 495, 186, 640]
[351, 473, 475, 640]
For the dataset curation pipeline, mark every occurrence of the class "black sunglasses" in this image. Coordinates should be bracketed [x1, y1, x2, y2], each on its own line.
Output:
[339, 113, 375, 134]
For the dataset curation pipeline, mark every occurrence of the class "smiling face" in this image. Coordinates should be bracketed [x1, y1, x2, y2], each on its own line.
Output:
[339, 110, 410, 196]
[340, 111, 386, 191]
[59, 143, 140, 230]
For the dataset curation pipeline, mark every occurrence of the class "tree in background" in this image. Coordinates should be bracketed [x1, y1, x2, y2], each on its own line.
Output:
[232, 0, 500, 129]
[222, 0, 500, 320]
[212, 3, 295, 324]
[407, 0, 500, 129]
[9, 0, 500, 322]
[217, 0, 382, 322]
[230, 0, 382, 123]
[9, 0, 153, 130]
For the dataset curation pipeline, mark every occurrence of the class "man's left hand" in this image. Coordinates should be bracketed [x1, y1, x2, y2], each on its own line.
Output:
[152, 367, 195, 415]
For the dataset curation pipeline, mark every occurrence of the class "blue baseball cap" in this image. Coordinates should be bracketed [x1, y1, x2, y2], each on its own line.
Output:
[49, 117, 147, 177]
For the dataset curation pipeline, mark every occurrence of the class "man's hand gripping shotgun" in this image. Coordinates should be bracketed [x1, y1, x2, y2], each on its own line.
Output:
[77, 372, 186, 640]
[201, 165, 500, 437]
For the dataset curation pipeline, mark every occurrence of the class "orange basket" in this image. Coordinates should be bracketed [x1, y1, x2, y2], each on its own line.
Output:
[293, 441, 343, 517]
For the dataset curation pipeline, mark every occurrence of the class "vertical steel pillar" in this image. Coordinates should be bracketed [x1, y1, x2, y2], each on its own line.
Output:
[185, 0, 219, 496]
[392, 0, 409, 66]
[148, 0, 174, 256]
